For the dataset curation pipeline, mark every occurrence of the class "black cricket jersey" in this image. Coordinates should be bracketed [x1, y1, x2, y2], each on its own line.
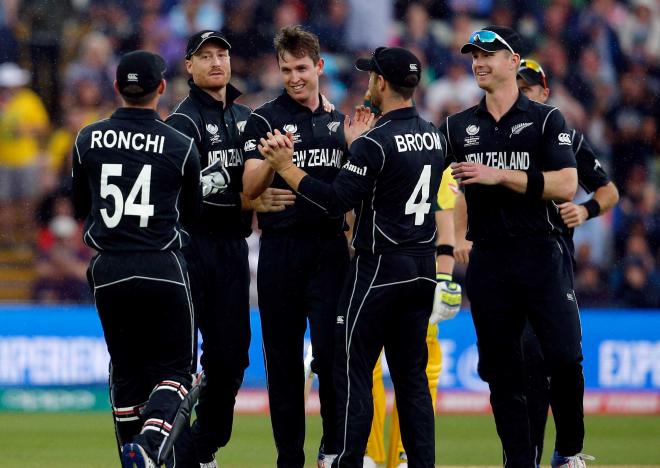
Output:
[72, 108, 202, 251]
[242, 90, 348, 235]
[556, 128, 611, 255]
[166, 81, 253, 238]
[442, 92, 577, 243]
[298, 107, 446, 255]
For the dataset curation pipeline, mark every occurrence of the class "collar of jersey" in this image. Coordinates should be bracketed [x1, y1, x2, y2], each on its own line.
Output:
[188, 79, 242, 109]
[278, 89, 327, 115]
[475, 90, 530, 117]
[112, 107, 161, 120]
[379, 106, 418, 121]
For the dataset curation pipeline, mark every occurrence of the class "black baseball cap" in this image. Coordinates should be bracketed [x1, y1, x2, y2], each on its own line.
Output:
[355, 47, 422, 87]
[186, 30, 231, 59]
[460, 26, 522, 55]
[517, 58, 548, 89]
[116, 50, 166, 97]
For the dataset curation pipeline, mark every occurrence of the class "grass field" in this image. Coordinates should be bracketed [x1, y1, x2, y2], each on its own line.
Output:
[0, 412, 658, 467]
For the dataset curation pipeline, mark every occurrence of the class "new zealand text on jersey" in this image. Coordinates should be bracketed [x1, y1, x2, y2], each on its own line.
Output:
[466, 151, 530, 170]
[208, 148, 243, 167]
[90, 130, 165, 154]
[293, 148, 343, 168]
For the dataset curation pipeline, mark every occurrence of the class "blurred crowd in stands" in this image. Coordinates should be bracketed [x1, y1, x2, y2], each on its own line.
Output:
[0, 0, 658, 307]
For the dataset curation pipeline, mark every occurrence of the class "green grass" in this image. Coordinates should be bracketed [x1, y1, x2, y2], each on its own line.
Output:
[0, 412, 659, 467]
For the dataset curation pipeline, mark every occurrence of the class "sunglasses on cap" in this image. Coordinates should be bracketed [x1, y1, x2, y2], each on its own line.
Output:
[468, 30, 515, 55]
[519, 58, 548, 89]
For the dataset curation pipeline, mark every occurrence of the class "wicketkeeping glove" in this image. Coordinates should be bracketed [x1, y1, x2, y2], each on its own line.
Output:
[200, 162, 230, 198]
[430, 273, 462, 324]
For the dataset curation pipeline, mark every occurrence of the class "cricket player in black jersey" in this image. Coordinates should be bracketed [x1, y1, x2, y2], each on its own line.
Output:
[443, 27, 591, 468]
[165, 31, 295, 468]
[258, 46, 446, 468]
[241, 26, 351, 468]
[454, 56, 619, 468]
[71, 51, 202, 468]
[515, 58, 618, 467]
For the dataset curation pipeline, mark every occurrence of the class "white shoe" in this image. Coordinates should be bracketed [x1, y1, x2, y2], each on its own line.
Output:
[200, 455, 218, 468]
[551, 451, 595, 468]
[363, 455, 377, 468]
[121, 443, 158, 468]
[318, 453, 337, 468]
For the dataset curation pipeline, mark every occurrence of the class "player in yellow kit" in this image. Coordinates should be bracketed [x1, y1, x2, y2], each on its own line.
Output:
[364, 167, 462, 468]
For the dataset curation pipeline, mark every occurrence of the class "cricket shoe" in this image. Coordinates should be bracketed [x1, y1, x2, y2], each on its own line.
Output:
[317, 452, 337, 468]
[121, 442, 158, 468]
[551, 451, 595, 468]
[363, 455, 377, 468]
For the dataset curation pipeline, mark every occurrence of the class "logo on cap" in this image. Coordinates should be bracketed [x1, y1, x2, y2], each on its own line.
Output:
[201, 32, 213, 39]
[127, 73, 138, 82]
[558, 133, 572, 145]
[409, 63, 418, 71]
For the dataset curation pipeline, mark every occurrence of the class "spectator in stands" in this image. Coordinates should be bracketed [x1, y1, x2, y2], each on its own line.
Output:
[0, 62, 49, 246]
[64, 32, 116, 105]
[310, 0, 348, 53]
[619, 0, 660, 64]
[32, 197, 92, 304]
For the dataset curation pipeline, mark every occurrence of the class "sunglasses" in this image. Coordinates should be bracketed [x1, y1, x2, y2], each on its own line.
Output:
[519, 58, 548, 89]
[468, 30, 515, 55]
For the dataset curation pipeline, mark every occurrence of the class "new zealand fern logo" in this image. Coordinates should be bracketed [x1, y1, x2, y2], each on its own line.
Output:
[510, 122, 533, 138]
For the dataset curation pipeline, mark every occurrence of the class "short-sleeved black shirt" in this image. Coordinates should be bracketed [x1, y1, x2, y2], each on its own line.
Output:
[298, 107, 446, 255]
[72, 108, 202, 251]
[166, 81, 252, 238]
[442, 92, 577, 242]
[242, 90, 348, 235]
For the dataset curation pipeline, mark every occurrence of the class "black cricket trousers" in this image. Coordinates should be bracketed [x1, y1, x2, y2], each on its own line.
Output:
[466, 236, 584, 468]
[333, 252, 436, 468]
[258, 232, 350, 468]
[89, 250, 194, 464]
[183, 233, 251, 461]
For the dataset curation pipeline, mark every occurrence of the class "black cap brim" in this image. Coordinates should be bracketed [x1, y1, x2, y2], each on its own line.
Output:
[355, 57, 375, 72]
[187, 35, 231, 58]
[517, 69, 545, 87]
[460, 42, 504, 54]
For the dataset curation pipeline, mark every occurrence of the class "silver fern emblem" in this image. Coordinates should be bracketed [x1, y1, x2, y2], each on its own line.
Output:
[509, 122, 533, 138]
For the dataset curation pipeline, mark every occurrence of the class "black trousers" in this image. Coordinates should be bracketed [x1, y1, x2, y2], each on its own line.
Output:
[466, 237, 584, 468]
[522, 321, 550, 467]
[258, 232, 349, 468]
[183, 234, 251, 461]
[89, 250, 194, 464]
[333, 252, 436, 468]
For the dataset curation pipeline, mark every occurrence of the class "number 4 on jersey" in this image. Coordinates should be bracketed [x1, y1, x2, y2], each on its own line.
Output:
[405, 164, 431, 225]
[100, 163, 155, 228]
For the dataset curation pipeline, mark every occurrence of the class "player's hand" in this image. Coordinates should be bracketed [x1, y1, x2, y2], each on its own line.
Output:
[258, 129, 295, 172]
[321, 94, 335, 112]
[451, 162, 502, 186]
[454, 237, 473, 264]
[557, 201, 588, 228]
[344, 105, 374, 147]
[253, 187, 296, 213]
[200, 163, 230, 197]
[430, 275, 462, 324]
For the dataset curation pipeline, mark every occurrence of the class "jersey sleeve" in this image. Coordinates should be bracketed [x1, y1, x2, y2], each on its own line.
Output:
[179, 141, 202, 227]
[242, 111, 273, 161]
[574, 132, 610, 193]
[542, 108, 577, 171]
[71, 131, 91, 220]
[297, 135, 382, 216]
[437, 166, 459, 210]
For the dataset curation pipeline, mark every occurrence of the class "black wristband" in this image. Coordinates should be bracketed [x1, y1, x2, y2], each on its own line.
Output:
[525, 171, 545, 199]
[436, 244, 454, 257]
[581, 198, 601, 219]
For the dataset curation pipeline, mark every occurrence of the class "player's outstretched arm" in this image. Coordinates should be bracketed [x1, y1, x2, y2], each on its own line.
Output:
[242, 187, 296, 213]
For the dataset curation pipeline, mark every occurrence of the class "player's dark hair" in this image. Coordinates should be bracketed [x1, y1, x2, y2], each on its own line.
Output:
[274, 25, 321, 65]
[121, 87, 159, 106]
[389, 76, 418, 100]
